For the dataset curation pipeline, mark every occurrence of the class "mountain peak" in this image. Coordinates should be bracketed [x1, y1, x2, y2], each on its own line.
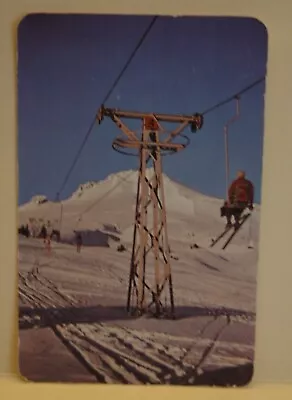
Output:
[30, 195, 48, 205]
[70, 168, 173, 199]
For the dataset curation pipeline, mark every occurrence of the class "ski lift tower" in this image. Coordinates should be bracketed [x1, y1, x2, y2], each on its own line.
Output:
[97, 105, 204, 318]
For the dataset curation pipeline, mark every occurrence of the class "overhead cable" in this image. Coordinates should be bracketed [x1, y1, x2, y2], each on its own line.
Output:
[55, 16, 158, 200]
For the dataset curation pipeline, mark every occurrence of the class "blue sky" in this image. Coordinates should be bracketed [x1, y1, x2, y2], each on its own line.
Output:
[17, 14, 267, 205]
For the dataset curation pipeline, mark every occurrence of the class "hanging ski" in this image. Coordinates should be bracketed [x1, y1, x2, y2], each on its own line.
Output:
[210, 224, 234, 248]
[221, 213, 252, 250]
[210, 212, 252, 250]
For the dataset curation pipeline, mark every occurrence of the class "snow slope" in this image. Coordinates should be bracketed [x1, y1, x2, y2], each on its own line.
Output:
[19, 168, 260, 248]
[18, 169, 260, 384]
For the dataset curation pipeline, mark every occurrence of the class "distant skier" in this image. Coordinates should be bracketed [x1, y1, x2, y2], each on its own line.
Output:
[40, 224, 47, 239]
[44, 235, 51, 253]
[75, 231, 82, 253]
[221, 170, 254, 229]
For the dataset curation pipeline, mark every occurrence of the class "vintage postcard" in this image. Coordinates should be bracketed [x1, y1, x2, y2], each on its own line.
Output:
[17, 14, 267, 385]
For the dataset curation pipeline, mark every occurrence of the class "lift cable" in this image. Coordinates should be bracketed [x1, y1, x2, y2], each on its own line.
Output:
[202, 76, 265, 116]
[54, 15, 159, 201]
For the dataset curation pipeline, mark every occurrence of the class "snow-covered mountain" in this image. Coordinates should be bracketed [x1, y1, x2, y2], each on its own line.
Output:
[18, 168, 260, 250]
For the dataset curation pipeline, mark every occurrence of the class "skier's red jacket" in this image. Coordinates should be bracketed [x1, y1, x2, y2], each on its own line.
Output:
[228, 177, 254, 205]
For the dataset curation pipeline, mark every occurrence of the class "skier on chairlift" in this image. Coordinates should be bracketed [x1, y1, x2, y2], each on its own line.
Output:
[221, 170, 254, 229]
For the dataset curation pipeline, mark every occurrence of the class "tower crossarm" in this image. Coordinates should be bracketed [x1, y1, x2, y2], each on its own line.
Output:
[97, 106, 204, 144]
[99, 106, 200, 123]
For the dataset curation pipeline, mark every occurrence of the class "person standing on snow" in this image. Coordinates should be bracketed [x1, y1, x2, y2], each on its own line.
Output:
[221, 170, 254, 229]
[74, 231, 83, 253]
[44, 234, 51, 253]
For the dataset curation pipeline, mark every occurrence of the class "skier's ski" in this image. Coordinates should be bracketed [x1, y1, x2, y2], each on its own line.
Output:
[222, 213, 251, 250]
[210, 224, 233, 248]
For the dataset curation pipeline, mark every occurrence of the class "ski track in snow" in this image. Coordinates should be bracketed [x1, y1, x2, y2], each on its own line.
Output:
[19, 247, 255, 384]
[18, 170, 258, 384]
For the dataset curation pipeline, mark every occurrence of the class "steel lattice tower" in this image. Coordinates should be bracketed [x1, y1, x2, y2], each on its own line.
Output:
[97, 106, 203, 317]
